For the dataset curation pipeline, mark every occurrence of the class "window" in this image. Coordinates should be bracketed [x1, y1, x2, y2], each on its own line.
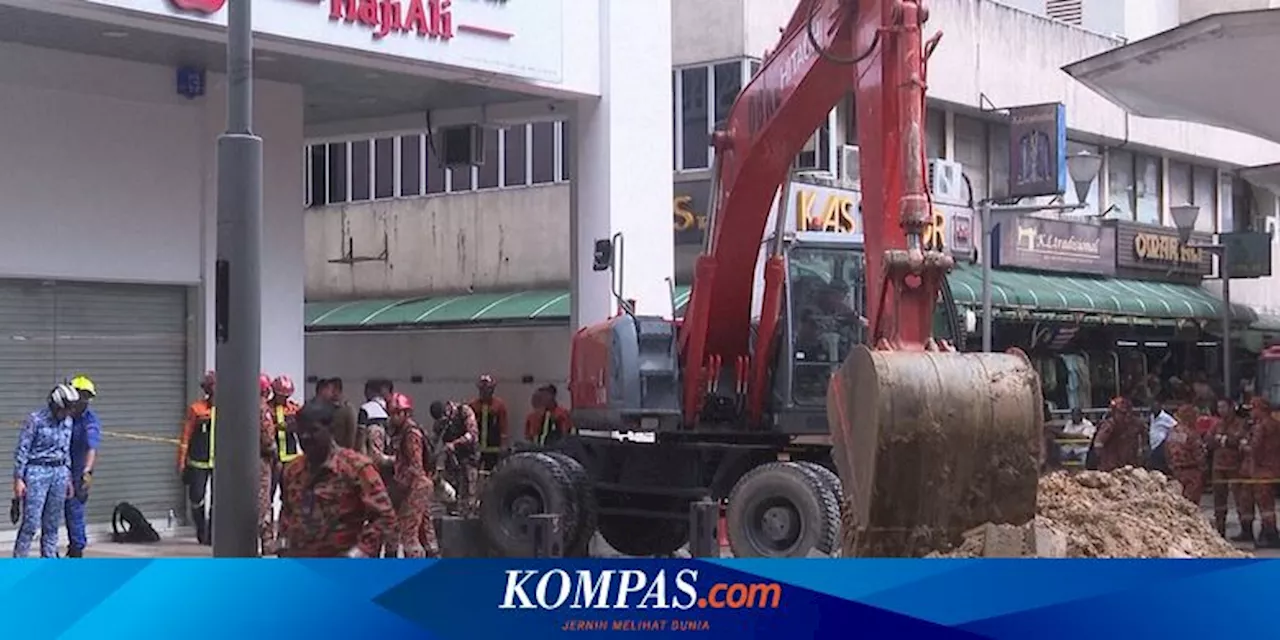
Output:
[1169, 160, 1192, 213]
[1134, 153, 1161, 225]
[1107, 148, 1134, 220]
[304, 121, 571, 206]
[954, 114, 988, 202]
[1192, 166, 1217, 232]
[795, 111, 834, 172]
[673, 60, 749, 171]
[926, 109, 945, 160]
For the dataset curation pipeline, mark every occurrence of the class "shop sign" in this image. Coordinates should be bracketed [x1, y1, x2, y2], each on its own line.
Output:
[673, 180, 711, 246]
[789, 183, 860, 236]
[1115, 222, 1213, 276]
[329, 0, 454, 41]
[993, 216, 1116, 276]
[1007, 103, 1067, 199]
[1221, 231, 1274, 279]
[169, 0, 224, 14]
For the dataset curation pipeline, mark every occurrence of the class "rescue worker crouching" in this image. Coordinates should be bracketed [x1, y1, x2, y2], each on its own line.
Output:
[387, 393, 439, 558]
[257, 373, 280, 555]
[267, 375, 302, 554]
[429, 400, 480, 517]
[13, 385, 80, 558]
[277, 400, 396, 558]
[525, 384, 573, 448]
[65, 375, 102, 558]
[468, 375, 510, 472]
[178, 371, 216, 546]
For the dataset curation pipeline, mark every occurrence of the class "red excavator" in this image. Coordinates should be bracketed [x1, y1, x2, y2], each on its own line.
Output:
[477, 0, 1042, 558]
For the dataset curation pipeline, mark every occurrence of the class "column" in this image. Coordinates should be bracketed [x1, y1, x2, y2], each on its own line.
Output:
[570, 0, 675, 330]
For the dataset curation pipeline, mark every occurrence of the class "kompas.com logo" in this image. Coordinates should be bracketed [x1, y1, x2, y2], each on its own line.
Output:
[499, 568, 783, 610]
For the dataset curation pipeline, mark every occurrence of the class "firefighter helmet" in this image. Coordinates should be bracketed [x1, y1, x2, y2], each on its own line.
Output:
[477, 374, 496, 390]
[69, 375, 97, 399]
[272, 375, 296, 398]
[49, 384, 81, 411]
[201, 370, 216, 393]
[388, 393, 414, 413]
[259, 373, 272, 396]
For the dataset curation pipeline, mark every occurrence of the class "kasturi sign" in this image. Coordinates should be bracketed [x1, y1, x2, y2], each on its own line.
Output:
[993, 216, 1116, 276]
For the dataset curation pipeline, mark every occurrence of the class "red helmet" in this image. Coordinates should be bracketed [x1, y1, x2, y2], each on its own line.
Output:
[272, 375, 295, 398]
[259, 374, 272, 396]
[200, 370, 216, 392]
[1109, 397, 1133, 413]
[387, 392, 414, 413]
[477, 374, 496, 390]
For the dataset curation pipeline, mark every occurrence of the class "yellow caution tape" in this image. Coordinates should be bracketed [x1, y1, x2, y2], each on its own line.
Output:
[3, 420, 180, 446]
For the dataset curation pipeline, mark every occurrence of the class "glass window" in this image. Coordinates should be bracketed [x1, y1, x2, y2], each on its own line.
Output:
[309, 145, 328, 207]
[477, 127, 500, 189]
[503, 124, 528, 187]
[1220, 172, 1234, 232]
[450, 164, 473, 192]
[531, 122, 556, 184]
[713, 62, 742, 129]
[1192, 166, 1217, 232]
[560, 121, 572, 181]
[1134, 153, 1161, 224]
[350, 140, 371, 201]
[400, 135, 421, 197]
[1107, 149, 1135, 220]
[787, 247, 865, 406]
[1065, 141, 1100, 216]
[374, 138, 395, 199]
[954, 115, 988, 202]
[796, 111, 832, 171]
[680, 66, 710, 170]
[426, 135, 446, 194]
[327, 142, 348, 204]
[926, 108, 945, 160]
[1168, 160, 1192, 211]
[987, 123, 1010, 201]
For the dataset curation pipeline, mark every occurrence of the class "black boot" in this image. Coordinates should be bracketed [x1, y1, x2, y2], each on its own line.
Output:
[66, 547, 84, 558]
[1215, 517, 1227, 537]
[1257, 527, 1280, 549]
[193, 510, 210, 546]
[1231, 522, 1255, 543]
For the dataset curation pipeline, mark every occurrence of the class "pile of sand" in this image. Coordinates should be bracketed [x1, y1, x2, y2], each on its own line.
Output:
[930, 467, 1249, 558]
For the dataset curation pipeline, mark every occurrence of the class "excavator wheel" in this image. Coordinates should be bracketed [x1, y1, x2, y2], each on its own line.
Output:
[478, 452, 580, 557]
[726, 462, 841, 558]
[540, 450, 598, 557]
[827, 345, 1042, 557]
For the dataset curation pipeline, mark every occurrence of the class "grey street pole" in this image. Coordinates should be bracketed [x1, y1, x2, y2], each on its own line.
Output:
[213, 0, 264, 558]
[980, 200, 993, 353]
[1222, 243, 1233, 402]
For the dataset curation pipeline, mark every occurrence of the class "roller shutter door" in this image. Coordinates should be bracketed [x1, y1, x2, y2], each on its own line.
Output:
[0, 279, 188, 535]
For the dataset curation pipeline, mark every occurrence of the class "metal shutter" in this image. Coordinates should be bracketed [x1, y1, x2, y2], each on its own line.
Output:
[0, 279, 188, 535]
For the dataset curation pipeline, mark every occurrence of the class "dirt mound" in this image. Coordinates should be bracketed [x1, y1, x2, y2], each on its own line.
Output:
[907, 468, 1248, 558]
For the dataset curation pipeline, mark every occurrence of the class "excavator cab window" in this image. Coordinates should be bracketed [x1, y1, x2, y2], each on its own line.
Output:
[787, 246, 866, 406]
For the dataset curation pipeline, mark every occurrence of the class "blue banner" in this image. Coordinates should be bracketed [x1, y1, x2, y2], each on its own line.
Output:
[0, 558, 1269, 639]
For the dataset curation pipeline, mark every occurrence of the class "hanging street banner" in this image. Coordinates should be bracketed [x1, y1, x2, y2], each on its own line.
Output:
[1220, 230, 1274, 279]
[1007, 102, 1067, 199]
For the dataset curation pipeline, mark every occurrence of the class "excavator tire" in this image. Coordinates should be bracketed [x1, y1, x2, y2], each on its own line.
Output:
[828, 346, 1042, 557]
[792, 461, 843, 558]
[540, 450, 598, 557]
[479, 452, 580, 557]
[726, 462, 840, 558]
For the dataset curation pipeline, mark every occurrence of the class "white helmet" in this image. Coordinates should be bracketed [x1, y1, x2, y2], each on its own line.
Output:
[49, 383, 81, 410]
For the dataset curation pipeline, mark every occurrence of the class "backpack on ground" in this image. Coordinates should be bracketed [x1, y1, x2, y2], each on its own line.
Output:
[111, 502, 161, 544]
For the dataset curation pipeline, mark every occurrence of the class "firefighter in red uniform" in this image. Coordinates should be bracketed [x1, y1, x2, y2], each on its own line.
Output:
[256, 373, 279, 555]
[1166, 404, 1206, 504]
[177, 371, 216, 546]
[1093, 396, 1144, 472]
[524, 384, 573, 448]
[1245, 397, 1280, 548]
[265, 375, 301, 553]
[386, 393, 438, 557]
[277, 400, 395, 558]
[468, 375, 509, 471]
[1208, 398, 1247, 537]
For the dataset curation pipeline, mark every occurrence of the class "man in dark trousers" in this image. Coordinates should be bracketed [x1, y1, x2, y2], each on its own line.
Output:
[178, 372, 217, 545]
[468, 375, 510, 471]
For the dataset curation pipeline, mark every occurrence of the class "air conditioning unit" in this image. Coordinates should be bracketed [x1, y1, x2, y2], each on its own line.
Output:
[928, 158, 965, 204]
[437, 124, 485, 168]
[840, 145, 861, 187]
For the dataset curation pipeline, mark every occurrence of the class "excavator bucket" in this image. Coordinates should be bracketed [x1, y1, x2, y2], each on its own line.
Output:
[827, 346, 1042, 557]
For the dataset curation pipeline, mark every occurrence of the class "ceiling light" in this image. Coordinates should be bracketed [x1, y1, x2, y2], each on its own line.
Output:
[102, 30, 129, 38]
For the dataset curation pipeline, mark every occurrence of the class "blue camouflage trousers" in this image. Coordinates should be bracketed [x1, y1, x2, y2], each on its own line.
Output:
[14, 466, 70, 558]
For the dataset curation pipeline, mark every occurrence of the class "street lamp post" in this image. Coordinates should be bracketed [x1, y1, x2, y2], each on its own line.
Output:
[213, 0, 264, 558]
[979, 150, 1104, 352]
[1171, 204, 1233, 401]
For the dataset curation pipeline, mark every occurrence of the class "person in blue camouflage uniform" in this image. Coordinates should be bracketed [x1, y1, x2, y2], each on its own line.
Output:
[12, 384, 79, 558]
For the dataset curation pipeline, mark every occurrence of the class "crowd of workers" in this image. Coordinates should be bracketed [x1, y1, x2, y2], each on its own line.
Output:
[1045, 390, 1280, 549]
[175, 373, 575, 557]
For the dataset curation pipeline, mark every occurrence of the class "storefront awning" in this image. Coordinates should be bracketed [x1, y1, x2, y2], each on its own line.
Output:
[1062, 9, 1280, 142]
[305, 287, 694, 330]
[947, 263, 1255, 326]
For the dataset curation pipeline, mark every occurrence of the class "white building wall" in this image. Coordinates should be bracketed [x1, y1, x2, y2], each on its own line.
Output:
[0, 41, 305, 386]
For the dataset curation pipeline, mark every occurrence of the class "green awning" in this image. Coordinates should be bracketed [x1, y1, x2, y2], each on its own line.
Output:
[947, 262, 1255, 325]
[1252, 314, 1280, 332]
[308, 287, 692, 330]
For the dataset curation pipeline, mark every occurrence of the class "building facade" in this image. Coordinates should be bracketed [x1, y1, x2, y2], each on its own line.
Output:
[304, 0, 1280, 413]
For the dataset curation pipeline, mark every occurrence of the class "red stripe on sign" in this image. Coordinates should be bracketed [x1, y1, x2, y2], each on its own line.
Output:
[457, 24, 514, 39]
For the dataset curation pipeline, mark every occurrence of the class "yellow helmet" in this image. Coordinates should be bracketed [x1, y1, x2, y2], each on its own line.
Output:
[70, 375, 96, 398]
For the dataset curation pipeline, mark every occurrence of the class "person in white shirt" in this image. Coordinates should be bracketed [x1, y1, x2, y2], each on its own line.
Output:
[1061, 407, 1095, 467]
[1148, 399, 1177, 473]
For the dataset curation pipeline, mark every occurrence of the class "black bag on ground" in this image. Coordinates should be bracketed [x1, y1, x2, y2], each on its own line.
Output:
[111, 502, 161, 544]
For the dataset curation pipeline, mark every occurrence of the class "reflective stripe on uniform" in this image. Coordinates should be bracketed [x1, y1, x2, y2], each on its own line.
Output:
[276, 405, 301, 463]
[538, 411, 552, 446]
[188, 407, 215, 470]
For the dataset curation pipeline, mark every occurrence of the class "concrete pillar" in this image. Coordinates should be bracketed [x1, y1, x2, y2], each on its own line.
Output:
[570, 0, 675, 330]
[201, 76, 306, 388]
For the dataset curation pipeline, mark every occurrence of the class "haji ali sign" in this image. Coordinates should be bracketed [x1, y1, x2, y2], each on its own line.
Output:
[993, 216, 1116, 276]
[674, 180, 975, 258]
